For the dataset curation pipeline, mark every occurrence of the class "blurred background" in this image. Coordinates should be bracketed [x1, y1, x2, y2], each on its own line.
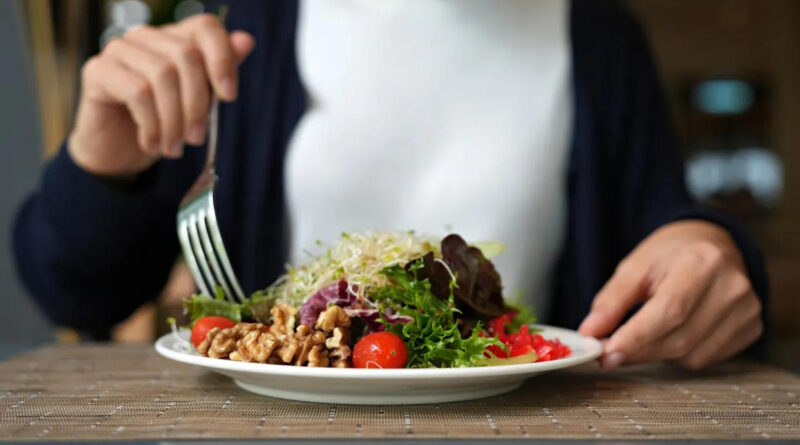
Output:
[0, 0, 797, 368]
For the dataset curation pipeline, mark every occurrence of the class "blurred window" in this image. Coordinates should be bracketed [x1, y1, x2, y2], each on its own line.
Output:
[692, 79, 754, 115]
[686, 148, 783, 207]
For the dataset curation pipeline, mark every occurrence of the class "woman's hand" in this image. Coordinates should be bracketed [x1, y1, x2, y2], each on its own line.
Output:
[68, 14, 255, 179]
[578, 220, 763, 370]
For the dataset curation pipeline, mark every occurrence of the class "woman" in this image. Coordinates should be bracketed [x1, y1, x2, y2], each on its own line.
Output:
[14, 0, 766, 370]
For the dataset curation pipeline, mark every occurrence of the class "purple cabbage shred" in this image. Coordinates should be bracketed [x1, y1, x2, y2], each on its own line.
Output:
[299, 280, 410, 332]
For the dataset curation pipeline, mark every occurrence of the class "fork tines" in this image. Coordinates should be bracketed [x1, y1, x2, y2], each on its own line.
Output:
[177, 195, 245, 303]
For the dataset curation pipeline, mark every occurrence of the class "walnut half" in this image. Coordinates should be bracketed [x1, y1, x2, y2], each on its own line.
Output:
[230, 328, 280, 363]
[308, 345, 329, 367]
[270, 304, 298, 336]
[314, 306, 353, 367]
[315, 305, 351, 333]
[274, 324, 327, 366]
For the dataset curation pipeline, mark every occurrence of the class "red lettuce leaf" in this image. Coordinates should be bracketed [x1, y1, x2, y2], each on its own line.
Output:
[404, 252, 451, 300]
[440, 234, 507, 318]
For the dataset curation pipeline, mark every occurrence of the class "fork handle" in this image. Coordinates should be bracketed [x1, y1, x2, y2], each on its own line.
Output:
[204, 96, 220, 172]
[203, 6, 228, 173]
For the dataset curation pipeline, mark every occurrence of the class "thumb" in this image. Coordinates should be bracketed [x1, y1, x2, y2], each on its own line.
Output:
[229, 31, 255, 64]
[578, 257, 648, 338]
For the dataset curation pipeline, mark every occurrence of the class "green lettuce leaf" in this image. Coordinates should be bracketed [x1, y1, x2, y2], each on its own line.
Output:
[183, 293, 242, 324]
[505, 294, 540, 334]
[242, 289, 277, 323]
[376, 261, 501, 368]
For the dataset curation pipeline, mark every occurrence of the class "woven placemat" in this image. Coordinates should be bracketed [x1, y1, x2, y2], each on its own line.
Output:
[1, 344, 799, 441]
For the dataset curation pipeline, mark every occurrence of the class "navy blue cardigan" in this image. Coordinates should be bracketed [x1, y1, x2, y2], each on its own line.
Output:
[13, 0, 767, 337]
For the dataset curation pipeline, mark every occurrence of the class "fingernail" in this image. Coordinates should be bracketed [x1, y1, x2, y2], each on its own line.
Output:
[219, 76, 235, 100]
[602, 351, 626, 371]
[188, 124, 206, 144]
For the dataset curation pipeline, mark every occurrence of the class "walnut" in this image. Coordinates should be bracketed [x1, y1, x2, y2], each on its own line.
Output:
[297, 327, 328, 366]
[324, 326, 348, 348]
[197, 327, 227, 358]
[315, 307, 352, 367]
[197, 323, 263, 359]
[237, 322, 267, 339]
[329, 344, 352, 368]
[308, 345, 329, 367]
[270, 304, 298, 336]
[315, 305, 351, 333]
[231, 329, 280, 363]
[276, 338, 299, 363]
[198, 304, 354, 368]
[274, 324, 327, 365]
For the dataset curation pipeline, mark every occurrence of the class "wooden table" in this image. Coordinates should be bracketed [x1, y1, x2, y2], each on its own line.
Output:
[1, 344, 799, 443]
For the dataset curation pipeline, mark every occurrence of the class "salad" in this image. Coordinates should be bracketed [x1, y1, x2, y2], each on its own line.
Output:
[174, 232, 570, 369]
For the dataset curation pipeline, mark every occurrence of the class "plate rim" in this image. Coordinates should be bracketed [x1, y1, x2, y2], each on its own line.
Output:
[155, 324, 602, 379]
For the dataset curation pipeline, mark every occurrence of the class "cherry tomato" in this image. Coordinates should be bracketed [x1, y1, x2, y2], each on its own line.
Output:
[353, 332, 408, 369]
[191, 316, 236, 348]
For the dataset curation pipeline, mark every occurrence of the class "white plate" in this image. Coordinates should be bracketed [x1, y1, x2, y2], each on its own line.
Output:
[155, 325, 602, 405]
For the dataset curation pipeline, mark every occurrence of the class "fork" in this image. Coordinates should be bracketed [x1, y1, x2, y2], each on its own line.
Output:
[176, 6, 244, 303]
[176, 93, 245, 303]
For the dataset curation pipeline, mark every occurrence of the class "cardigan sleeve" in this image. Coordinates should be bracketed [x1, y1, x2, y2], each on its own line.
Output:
[12, 144, 200, 336]
[599, 1, 769, 308]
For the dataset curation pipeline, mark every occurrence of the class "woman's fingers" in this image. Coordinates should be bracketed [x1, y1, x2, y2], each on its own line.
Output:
[173, 14, 255, 100]
[627, 277, 723, 364]
[68, 11, 254, 177]
[125, 27, 211, 145]
[708, 317, 763, 366]
[104, 36, 184, 158]
[583, 221, 764, 372]
[81, 55, 160, 153]
[678, 294, 762, 370]
[601, 247, 719, 370]
[229, 30, 256, 62]
[117, 18, 254, 148]
[578, 257, 648, 339]
[632, 262, 750, 364]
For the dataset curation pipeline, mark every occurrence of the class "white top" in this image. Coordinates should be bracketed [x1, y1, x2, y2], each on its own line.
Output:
[286, 0, 572, 318]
